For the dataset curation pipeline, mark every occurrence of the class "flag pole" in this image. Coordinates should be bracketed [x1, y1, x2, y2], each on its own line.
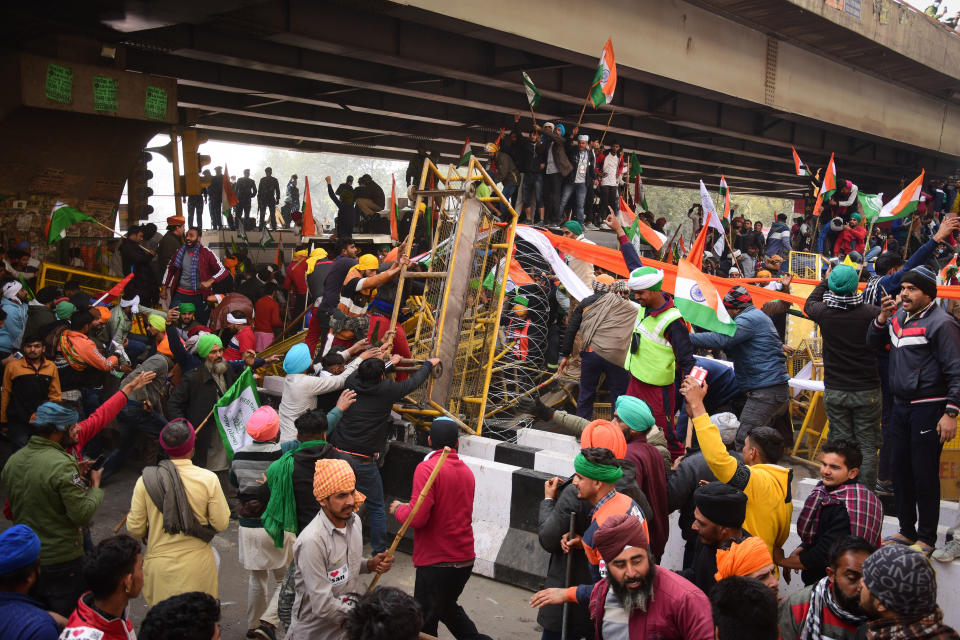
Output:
[528, 102, 537, 128]
[857, 217, 877, 277]
[576, 86, 596, 129]
[599, 106, 616, 146]
[902, 216, 919, 261]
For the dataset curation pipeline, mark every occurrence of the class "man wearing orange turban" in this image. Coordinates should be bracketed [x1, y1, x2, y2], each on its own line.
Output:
[714, 536, 779, 599]
[286, 459, 392, 640]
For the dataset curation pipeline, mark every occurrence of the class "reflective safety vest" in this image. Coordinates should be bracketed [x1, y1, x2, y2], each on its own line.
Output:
[507, 317, 530, 361]
[624, 306, 683, 386]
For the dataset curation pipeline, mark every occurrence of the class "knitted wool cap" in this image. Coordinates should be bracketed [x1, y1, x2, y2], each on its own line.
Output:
[862, 545, 937, 616]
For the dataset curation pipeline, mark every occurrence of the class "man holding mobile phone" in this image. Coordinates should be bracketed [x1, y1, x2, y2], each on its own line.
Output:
[867, 266, 960, 557]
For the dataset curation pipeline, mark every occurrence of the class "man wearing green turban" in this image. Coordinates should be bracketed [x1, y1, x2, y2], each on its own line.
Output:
[615, 395, 669, 557]
[555, 447, 649, 587]
[174, 302, 199, 339]
[605, 213, 696, 461]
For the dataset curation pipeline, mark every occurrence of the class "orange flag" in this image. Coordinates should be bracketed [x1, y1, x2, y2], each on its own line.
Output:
[685, 222, 711, 270]
[301, 177, 316, 237]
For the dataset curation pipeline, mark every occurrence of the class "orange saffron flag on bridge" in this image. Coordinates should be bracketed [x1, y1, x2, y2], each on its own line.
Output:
[300, 177, 316, 237]
[222, 163, 239, 216]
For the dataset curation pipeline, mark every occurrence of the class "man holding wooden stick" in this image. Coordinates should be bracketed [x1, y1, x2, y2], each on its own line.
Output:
[389, 418, 492, 640]
[286, 458, 393, 640]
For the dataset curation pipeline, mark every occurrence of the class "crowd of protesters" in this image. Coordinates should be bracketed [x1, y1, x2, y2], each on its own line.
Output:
[1, 129, 960, 640]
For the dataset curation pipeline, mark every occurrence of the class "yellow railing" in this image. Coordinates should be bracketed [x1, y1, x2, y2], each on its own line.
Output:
[38, 263, 122, 297]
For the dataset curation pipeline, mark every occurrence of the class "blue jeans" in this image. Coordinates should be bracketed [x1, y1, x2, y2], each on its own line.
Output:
[498, 185, 518, 217]
[102, 401, 167, 481]
[343, 454, 387, 553]
[559, 182, 587, 224]
[521, 173, 543, 212]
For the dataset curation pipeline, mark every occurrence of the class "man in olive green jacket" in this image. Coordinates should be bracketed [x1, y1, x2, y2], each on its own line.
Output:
[1, 402, 104, 616]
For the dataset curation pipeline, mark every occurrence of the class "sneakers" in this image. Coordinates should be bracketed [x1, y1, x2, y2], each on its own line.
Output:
[932, 539, 960, 562]
[875, 480, 895, 496]
[584, 223, 599, 231]
[248, 623, 277, 640]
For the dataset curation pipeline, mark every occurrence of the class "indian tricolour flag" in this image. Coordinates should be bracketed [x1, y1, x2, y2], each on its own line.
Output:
[589, 39, 617, 108]
[619, 197, 665, 250]
[522, 71, 541, 108]
[457, 138, 473, 168]
[47, 202, 97, 244]
[820, 153, 837, 200]
[674, 258, 737, 336]
[222, 162, 239, 215]
[878, 170, 925, 221]
[214, 367, 261, 461]
[792, 147, 811, 177]
[719, 175, 730, 221]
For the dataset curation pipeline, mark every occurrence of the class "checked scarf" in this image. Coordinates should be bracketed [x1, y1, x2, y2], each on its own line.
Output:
[824, 290, 863, 310]
[798, 481, 882, 547]
[170, 244, 201, 291]
[799, 577, 867, 640]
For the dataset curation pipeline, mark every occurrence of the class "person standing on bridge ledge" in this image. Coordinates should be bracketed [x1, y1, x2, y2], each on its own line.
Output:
[389, 418, 492, 640]
[258, 167, 281, 232]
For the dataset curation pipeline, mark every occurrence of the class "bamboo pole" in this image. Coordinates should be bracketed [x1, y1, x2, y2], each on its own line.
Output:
[368, 447, 452, 591]
[575, 92, 592, 129]
[528, 102, 537, 128]
[598, 106, 616, 146]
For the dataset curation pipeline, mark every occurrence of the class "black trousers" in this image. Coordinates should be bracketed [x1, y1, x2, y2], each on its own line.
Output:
[237, 198, 253, 226]
[414, 564, 490, 640]
[34, 557, 86, 617]
[188, 197, 204, 230]
[258, 201, 277, 230]
[891, 401, 945, 546]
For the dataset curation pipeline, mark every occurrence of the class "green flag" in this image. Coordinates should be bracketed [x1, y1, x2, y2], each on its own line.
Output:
[858, 192, 884, 221]
[628, 153, 643, 180]
[522, 71, 541, 108]
[47, 202, 96, 244]
[213, 367, 261, 461]
[259, 229, 274, 248]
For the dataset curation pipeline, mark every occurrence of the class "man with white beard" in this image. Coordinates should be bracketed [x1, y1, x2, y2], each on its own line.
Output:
[530, 513, 714, 639]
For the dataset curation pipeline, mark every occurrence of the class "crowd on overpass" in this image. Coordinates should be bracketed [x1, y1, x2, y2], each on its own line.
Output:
[2, 131, 960, 640]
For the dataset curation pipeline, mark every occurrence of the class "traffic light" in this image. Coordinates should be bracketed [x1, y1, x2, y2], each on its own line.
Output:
[128, 151, 154, 221]
[182, 129, 212, 195]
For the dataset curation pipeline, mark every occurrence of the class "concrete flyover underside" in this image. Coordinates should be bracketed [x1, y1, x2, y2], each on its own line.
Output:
[5, 0, 960, 197]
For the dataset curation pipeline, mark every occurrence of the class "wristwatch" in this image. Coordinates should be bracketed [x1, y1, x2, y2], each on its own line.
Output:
[946, 408, 959, 419]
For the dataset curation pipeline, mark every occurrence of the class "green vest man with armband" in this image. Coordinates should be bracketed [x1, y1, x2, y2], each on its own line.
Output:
[623, 266, 696, 461]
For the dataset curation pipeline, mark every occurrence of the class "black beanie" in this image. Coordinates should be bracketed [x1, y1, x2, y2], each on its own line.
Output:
[694, 482, 747, 528]
[429, 418, 459, 450]
[901, 266, 938, 300]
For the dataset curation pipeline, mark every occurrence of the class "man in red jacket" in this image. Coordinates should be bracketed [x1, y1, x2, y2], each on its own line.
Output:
[62, 535, 142, 640]
[389, 418, 492, 640]
[161, 227, 229, 324]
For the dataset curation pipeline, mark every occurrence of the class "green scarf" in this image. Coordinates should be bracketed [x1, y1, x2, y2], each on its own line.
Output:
[574, 452, 623, 483]
[262, 439, 326, 548]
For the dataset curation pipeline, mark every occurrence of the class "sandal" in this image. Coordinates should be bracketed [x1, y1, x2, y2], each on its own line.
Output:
[883, 534, 916, 546]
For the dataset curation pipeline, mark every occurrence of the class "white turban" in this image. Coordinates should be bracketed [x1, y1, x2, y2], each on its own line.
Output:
[2, 281, 22, 301]
[120, 295, 140, 314]
[226, 312, 247, 325]
[626, 267, 664, 292]
[577, 135, 589, 142]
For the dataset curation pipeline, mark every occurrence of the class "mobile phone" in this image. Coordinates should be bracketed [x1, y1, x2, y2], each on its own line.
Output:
[91, 454, 106, 471]
[12, 352, 22, 359]
[690, 366, 708, 386]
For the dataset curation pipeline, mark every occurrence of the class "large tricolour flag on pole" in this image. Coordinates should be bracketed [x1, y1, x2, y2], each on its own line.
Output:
[214, 367, 261, 461]
[589, 39, 617, 108]
[820, 153, 837, 200]
[619, 197, 665, 250]
[47, 202, 97, 244]
[457, 138, 473, 168]
[877, 170, 925, 221]
[674, 257, 737, 336]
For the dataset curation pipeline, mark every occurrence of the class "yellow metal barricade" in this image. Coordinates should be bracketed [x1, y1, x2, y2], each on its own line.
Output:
[38, 263, 122, 297]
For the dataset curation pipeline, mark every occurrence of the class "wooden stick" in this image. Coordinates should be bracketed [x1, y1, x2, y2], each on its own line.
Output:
[598, 106, 616, 146]
[528, 102, 537, 128]
[194, 407, 217, 433]
[858, 217, 877, 277]
[90, 220, 153, 253]
[902, 216, 919, 261]
[368, 446, 452, 591]
[576, 91, 592, 129]
[560, 510, 576, 640]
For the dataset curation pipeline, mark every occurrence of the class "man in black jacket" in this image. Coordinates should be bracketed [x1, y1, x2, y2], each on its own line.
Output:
[329, 356, 439, 554]
[558, 129, 595, 227]
[257, 167, 281, 231]
[867, 265, 960, 555]
[803, 264, 882, 489]
[681, 482, 748, 595]
[304, 238, 358, 357]
[235, 169, 257, 229]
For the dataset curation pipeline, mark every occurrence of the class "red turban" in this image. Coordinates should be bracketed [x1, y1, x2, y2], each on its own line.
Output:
[593, 513, 649, 563]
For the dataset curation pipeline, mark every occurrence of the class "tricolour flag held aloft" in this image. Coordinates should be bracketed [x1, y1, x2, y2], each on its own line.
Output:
[47, 202, 97, 244]
[390, 174, 399, 241]
[619, 197, 665, 250]
[877, 170, 925, 221]
[522, 71, 541, 109]
[820, 153, 837, 201]
[792, 147, 811, 177]
[300, 176, 316, 237]
[457, 138, 473, 168]
[719, 175, 730, 221]
[589, 39, 617, 108]
[214, 367, 261, 461]
[674, 258, 737, 336]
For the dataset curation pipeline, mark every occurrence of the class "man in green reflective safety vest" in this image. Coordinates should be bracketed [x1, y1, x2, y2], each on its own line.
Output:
[623, 266, 696, 461]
